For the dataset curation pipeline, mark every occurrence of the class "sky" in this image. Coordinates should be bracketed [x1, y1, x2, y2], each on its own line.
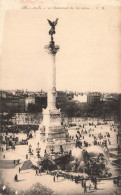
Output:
[0, 6, 121, 92]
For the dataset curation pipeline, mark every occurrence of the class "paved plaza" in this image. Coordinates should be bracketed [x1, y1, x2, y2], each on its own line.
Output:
[0, 119, 121, 194]
[0, 165, 121, 195]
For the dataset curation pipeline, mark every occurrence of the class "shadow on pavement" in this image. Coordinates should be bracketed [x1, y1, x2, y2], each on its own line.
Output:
[20, 172, 29, 174]
[18, 179, 26, 182]
[87, 190, 95, 193]
[55, 178, 65, 182]
[97, 188, 105, 190]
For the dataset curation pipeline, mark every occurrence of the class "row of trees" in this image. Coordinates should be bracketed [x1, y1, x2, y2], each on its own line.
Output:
[58, 99, 120, 119]
[1, 97, 120, 120]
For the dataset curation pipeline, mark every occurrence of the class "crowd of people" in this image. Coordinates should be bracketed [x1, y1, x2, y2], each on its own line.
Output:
[113, 176, 121, 186]
[1, 124, 39, 134]
[49, 170, 99, 193]
[35, 168, 41, 176]
[75, 128, 113, 149]
[68, 121, 120, 155]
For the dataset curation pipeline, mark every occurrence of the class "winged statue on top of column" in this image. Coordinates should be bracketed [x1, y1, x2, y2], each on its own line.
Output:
[47, 18, 58, 39]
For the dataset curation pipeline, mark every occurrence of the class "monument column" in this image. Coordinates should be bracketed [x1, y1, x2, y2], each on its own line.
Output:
[47, 54, 57, 110]
[44, 18, 59, 112]
[52, 54, 56, 89]
[42, 19, 59, 130]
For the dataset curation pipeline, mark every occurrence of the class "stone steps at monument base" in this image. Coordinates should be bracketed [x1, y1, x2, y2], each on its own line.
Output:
[47, 137, 70, 143]
[20, 160, 33, 171]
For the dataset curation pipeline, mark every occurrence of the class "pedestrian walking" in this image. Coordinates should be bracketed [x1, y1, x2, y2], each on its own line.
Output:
[16, 174, 18, 181]
[14, 174, 18, 182]
[117, 177, 120, 186]
[113, 179, 115, 186]
[84, 186, 87, 193]
[37, 169, 39, 176]
[94, 178, 97, 189]
[53, 175, 55, 182]
[39, 169, 41, 175]
[35, 169, 38, 175]
[71, 175, 73, 181]
[56, 173, 58, 180]
[84, 181, 87, 193]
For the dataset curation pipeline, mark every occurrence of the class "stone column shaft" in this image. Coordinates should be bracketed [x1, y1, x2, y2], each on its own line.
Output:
[47, 54, 56, 110]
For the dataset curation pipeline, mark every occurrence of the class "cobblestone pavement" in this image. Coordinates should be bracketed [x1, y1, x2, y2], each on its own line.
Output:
[0, 167, 121, 195]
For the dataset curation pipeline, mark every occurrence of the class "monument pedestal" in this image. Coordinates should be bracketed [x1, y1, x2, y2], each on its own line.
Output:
[39, 105, 75, 154]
